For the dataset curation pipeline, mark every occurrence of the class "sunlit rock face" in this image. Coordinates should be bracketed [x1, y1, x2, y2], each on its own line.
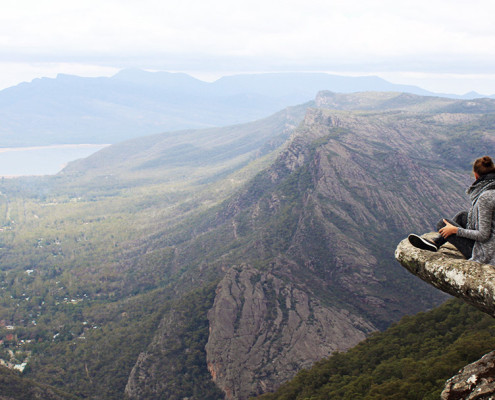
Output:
[396, 234, 495, 399]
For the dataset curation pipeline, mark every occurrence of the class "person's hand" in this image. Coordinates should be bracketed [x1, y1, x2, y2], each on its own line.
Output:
[439, 219, 458, 238]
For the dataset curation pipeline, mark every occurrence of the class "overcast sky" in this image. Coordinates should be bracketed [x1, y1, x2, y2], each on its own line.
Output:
[1, 0, 495, 95]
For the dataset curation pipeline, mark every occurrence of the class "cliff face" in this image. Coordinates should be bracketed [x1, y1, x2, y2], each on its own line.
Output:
[395, 234, 495, 399]
[124, 283, 224, 400]
[205, 264, 375, 400]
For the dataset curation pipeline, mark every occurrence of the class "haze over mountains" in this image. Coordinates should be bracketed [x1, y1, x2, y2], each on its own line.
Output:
[0, 69, 491, 147]
[1, 89, 494, 399]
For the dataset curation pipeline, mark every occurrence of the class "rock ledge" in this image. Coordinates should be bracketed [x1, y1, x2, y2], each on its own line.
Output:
[395, 233, 495, 318]
[396, 233, 495, 399]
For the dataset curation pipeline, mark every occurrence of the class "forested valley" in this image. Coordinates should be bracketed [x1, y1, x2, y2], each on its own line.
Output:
[1, 91, 495, 399]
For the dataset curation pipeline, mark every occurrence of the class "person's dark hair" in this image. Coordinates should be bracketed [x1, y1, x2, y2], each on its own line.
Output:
[473, 156, 495, 176]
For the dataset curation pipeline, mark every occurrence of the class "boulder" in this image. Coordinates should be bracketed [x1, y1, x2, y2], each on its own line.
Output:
[441, 350, 495, 400]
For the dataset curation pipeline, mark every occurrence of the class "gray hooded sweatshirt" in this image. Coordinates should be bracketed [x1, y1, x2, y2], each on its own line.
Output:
[457, 173, 495, 264]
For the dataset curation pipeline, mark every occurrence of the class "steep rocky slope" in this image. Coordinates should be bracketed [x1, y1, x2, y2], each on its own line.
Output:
[125, 93, 495, 399]
[205, 265, 375, 399]
[254, 298, 495, 400]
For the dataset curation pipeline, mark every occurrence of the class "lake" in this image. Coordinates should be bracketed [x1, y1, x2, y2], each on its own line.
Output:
[0, 144, 109, 177]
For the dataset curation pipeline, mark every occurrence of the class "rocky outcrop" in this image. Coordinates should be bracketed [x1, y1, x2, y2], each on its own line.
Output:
[441, 351, 495, 400]
[395, 233, 495, 317]
[205, 264, 376, 400]
[395, 234, 495, 399]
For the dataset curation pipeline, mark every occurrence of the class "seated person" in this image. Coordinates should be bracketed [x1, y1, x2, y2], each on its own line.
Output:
[409, 156, 495, 265]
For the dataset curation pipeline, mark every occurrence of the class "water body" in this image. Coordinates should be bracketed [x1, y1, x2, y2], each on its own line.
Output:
[0, 144, 109, 177]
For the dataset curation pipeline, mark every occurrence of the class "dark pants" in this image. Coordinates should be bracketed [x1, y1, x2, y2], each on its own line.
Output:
[434, 211, 474, 259]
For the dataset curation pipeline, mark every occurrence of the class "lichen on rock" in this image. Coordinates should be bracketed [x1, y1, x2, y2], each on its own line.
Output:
[395, 233, 495, 318]
[441, 350, 495, 400]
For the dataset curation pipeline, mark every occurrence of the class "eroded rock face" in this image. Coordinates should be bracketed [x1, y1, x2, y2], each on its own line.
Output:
[395, 233, 495, 317]
[441, 351, 495, 400]
[396, 234, 495, 399]
[205, 264, 376, 400]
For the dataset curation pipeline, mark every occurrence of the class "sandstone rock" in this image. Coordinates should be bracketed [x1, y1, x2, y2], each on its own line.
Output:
[205, 264, 376, 400]
[441, 350, 495, 400]
[395, 233, 495, 317]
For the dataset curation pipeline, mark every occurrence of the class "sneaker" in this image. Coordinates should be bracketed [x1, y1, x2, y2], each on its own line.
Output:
[408, 234, 438, 252]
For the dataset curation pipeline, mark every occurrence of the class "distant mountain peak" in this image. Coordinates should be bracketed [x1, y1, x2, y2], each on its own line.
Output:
[462, 90, 486, 98]
[0, 71, 493, 147]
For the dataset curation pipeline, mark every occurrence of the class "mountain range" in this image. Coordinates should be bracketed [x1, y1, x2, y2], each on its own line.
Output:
[0, 91, 494, 399]
[0, 69, 491, 147]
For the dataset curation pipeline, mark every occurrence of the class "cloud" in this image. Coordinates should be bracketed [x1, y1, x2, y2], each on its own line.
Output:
[2, 0, 493, 60]
[1, 0, 495, 93]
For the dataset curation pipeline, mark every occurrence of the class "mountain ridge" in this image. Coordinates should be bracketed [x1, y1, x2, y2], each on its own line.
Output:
[0, 69, 491, 147]
[124, 93, 495, 398]
[0, 91, 494, 399]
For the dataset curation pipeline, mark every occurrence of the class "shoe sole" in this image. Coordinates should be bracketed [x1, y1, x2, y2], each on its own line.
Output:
[408, 234, 437, 252]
